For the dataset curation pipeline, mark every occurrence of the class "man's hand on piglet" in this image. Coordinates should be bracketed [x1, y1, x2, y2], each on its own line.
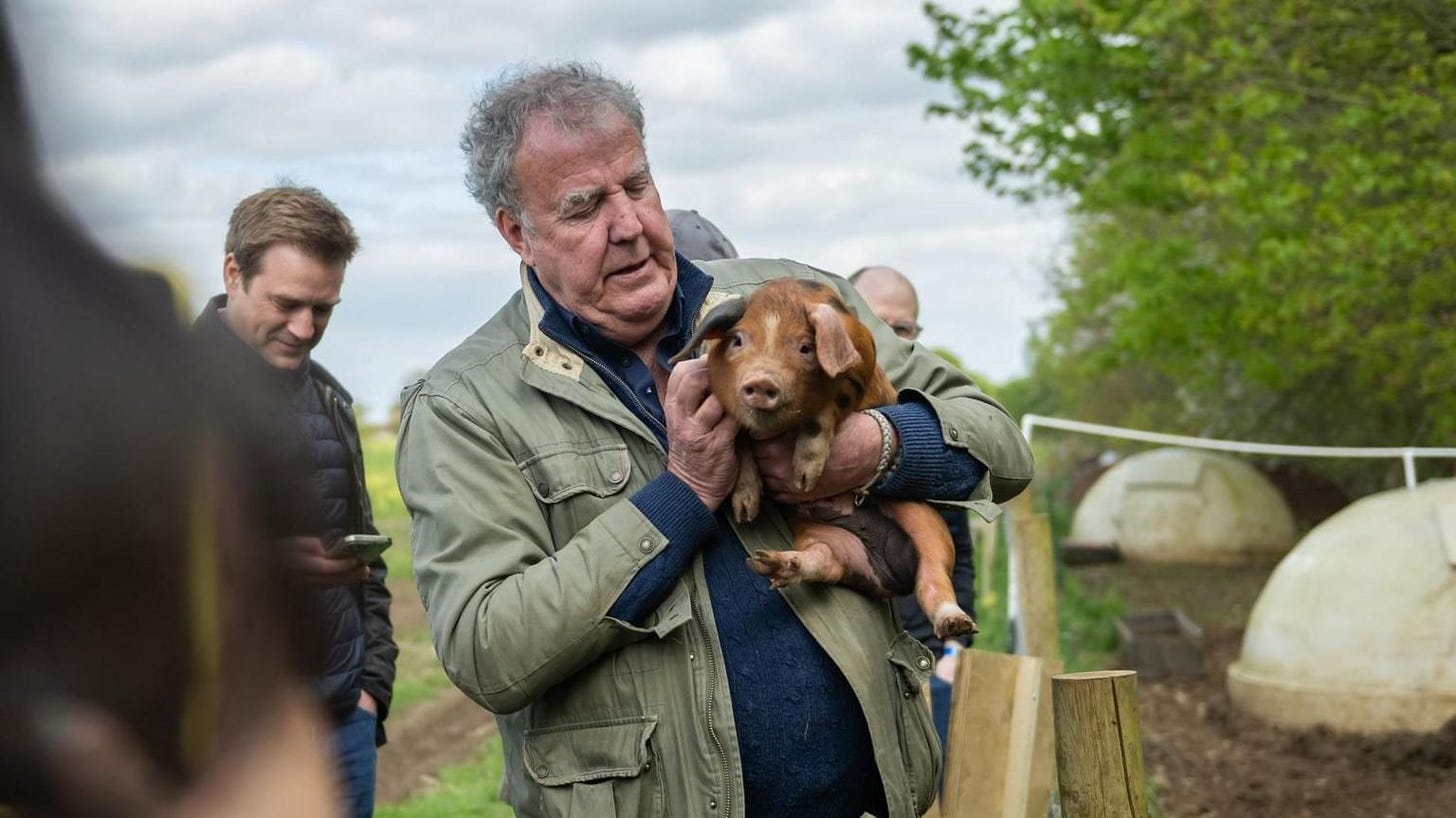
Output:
[753, 411, 897, 503]
[665, 357, 741, 510]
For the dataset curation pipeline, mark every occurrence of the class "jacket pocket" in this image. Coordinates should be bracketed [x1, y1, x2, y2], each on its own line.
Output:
[523, 716, 661, 818]
[887, 631, 942, 812]
[520, 440, 633, 503]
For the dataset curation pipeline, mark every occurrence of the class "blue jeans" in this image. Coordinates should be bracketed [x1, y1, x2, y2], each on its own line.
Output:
[930, 675, 953, 758]
[334, 707, 377, 818]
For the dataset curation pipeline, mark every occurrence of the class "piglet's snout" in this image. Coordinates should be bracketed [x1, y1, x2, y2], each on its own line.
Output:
[738, 372, 784, 411]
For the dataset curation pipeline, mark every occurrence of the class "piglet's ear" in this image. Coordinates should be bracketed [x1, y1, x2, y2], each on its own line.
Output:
[809, 303, 861, 378]
[668, 297, 745, 366]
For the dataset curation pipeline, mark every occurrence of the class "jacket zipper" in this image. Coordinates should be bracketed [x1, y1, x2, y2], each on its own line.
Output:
[689, 580, 732, 817]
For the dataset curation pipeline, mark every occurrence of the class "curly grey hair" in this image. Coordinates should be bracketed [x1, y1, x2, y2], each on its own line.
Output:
[461, 62, 646, 228]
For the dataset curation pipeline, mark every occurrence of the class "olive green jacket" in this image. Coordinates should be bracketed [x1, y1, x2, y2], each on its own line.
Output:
[396, 258, 1034, 818]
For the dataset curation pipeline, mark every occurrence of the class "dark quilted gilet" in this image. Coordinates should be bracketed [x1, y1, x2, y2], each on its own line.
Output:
[288, 373, 364, 716]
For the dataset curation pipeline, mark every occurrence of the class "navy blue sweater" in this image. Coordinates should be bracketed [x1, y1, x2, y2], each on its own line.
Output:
[531, 260, 984, 817]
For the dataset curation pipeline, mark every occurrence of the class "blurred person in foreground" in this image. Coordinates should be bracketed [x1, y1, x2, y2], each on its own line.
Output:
[0, 12, 339, 816]
[194, 185, 397, 818]
[397, 61, 1032, 817]
[850, 264, 978, 754]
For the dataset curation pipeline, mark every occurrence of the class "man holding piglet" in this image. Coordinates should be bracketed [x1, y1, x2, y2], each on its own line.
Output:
[397, 62, 1032, 817]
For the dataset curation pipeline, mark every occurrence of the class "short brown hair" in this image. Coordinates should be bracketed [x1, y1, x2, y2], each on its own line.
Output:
[224, 184, 359, 282]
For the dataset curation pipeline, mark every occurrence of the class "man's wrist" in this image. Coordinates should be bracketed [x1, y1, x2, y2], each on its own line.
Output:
[854, 409, 898, 503]
[632, 472, 718, 545]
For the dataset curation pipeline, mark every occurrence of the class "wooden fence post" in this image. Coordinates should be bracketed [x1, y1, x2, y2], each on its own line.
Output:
[1051, 670, 1149, 818]
[973, 517, 999, 604]
[1012, 511, 1060, 663]
[940, 650, 1062, 818]
[1003, 488, 1059, 662]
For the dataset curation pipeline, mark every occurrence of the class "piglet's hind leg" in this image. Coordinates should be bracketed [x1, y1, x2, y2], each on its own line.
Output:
[881, 500, 977, 640]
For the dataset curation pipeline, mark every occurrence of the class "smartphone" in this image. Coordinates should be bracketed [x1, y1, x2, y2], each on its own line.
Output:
[327, 533, 393, 563]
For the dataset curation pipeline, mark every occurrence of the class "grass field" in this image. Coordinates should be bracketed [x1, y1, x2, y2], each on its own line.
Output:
[364, 428, 453, 712]
[362, 427, 412, 579]
[376, 740, 514, 818]
[363, 429, 509, 816]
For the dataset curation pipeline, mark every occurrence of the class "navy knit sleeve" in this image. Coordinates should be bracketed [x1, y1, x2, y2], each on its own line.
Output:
[609, 471, 718, 624]
[874, 400, 986, 501]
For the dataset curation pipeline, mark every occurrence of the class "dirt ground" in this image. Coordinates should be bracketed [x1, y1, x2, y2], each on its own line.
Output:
[375, 685, 496, 804]
[374, 579, 498, 804]
[1076, 563, 1456, 818]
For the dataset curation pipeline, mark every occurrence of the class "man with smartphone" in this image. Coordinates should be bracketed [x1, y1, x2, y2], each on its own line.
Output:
[194, 184, 396, 818]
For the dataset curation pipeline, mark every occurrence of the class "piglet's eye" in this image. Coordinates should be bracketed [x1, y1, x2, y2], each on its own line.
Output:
[730, 333, 744, 348]
[799, 342, 813, 355]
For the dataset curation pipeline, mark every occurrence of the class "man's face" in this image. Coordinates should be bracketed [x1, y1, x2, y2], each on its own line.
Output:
[856, 279, 921, 341]
[222, 243, 344, 370]
[496, 112, 677, 351]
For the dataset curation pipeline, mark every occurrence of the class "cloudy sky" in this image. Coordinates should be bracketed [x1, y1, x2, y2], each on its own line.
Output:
[7, 0, 1063, 419]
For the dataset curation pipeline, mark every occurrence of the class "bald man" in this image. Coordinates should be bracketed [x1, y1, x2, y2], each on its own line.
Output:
[849, 266, 923, 342]
[850, 265, 976, 755]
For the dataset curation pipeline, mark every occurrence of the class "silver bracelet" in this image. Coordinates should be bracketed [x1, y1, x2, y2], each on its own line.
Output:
[855, 408, 896, 505]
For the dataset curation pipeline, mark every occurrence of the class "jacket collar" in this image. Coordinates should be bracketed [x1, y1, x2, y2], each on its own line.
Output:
[518, 253, 736, 377]
[518, 267, 588, 382]
[195, 294, 312, 392]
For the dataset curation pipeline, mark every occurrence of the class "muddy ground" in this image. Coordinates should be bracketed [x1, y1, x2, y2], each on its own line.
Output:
[1139, 631, 1456, 818]
[1078, 563, 1456, 818]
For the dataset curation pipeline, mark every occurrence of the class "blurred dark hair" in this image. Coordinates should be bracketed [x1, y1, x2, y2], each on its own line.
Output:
[0, 16, 316, 808]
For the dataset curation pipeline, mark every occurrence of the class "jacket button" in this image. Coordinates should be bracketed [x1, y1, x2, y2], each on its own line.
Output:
[708, 799, 718, 810]
[533, 346, 545, 357]
[639, 538, 654, 553]
[949, 427, 960, 441]
[917, 656, 932, 670]
[537, 481, 550, 495]
[609, 470, 623, 483]
[537, 766, 550, 777]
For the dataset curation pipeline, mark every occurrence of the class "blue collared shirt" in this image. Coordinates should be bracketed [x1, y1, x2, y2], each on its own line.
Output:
[528, 258, 712, 447]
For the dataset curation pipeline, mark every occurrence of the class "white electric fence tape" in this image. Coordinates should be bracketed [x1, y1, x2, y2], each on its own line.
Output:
[1004, 414, 1456, 655]
[1020, 414, 1456, 489]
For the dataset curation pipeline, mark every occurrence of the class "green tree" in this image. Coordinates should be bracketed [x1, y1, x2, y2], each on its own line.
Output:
[911, 1, 1456, 488]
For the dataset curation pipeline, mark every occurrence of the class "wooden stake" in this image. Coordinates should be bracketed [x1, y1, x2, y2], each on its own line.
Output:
[1013, 511, 1061, 662]
[1024, 657, 1062, 818]
[973, 517, 999, 603]
[1051, 670, 1149, 818]
[941, 650, 1061, 818]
